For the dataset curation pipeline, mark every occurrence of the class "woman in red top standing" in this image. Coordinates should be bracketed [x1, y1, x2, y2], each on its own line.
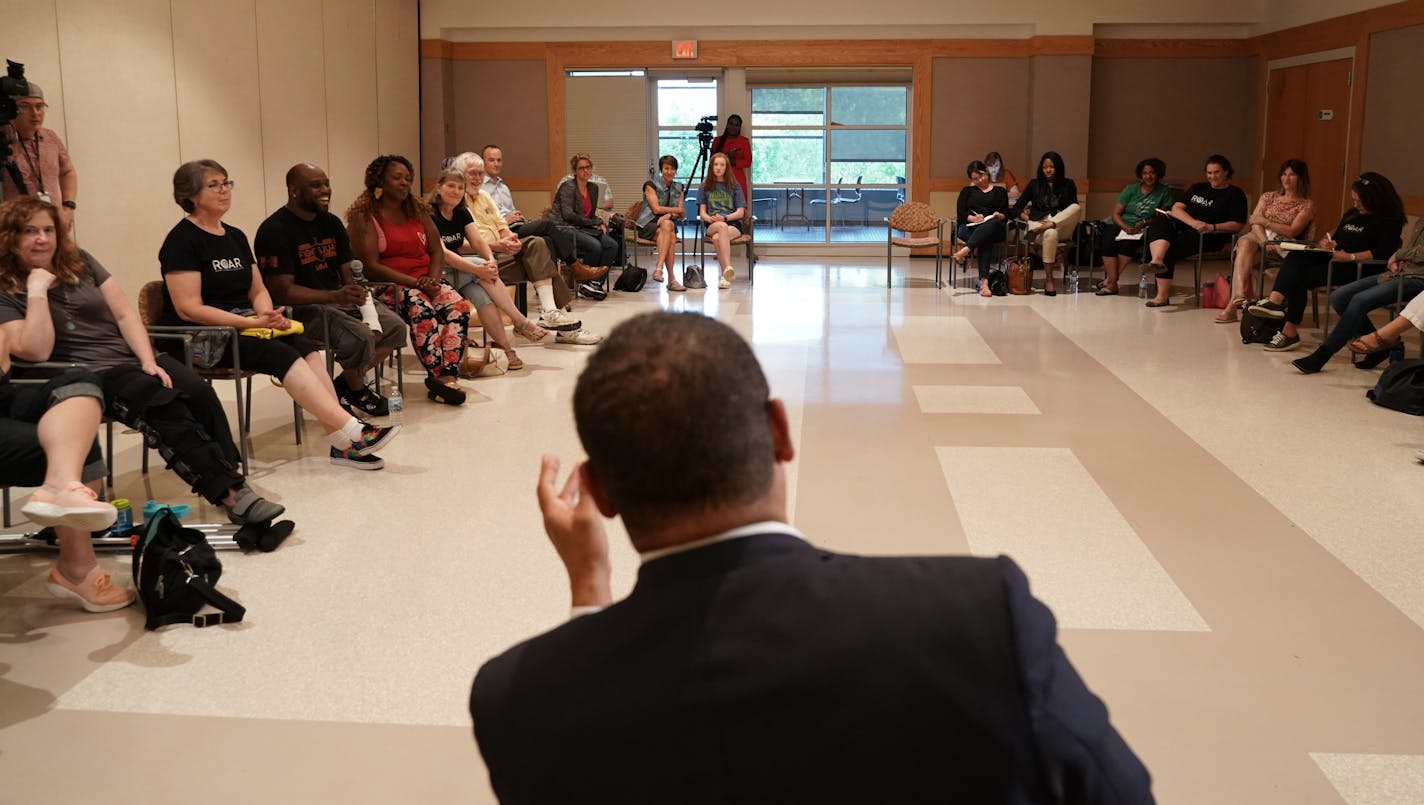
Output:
[711, 114, 752, 200]
[347, 155, 471, 405]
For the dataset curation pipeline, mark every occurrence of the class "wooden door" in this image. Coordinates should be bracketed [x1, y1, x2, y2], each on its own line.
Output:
[1262, 58, 1353, 232]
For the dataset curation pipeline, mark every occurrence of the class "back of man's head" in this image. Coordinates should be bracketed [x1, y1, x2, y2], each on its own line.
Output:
[574, 313, 773, 532]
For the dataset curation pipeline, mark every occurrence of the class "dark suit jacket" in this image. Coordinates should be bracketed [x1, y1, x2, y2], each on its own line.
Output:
[549, 179, 603, 230]
[471, 532, 1154, 804]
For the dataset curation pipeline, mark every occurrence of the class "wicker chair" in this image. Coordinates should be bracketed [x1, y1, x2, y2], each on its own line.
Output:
[885, 202, 946, 288]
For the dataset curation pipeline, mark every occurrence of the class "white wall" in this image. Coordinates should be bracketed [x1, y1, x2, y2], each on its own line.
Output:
[1261, 0, 1397, 32]
[1, 0, 419, 297]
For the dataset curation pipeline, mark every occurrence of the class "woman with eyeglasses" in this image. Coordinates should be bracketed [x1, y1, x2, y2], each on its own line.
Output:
[1247, 172, 1406, 354]
[159, 160, 400, 466]
[550, 153, 619, 273]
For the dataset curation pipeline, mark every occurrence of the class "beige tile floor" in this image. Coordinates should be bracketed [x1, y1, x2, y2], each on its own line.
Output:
[3, 259, 1424, 804]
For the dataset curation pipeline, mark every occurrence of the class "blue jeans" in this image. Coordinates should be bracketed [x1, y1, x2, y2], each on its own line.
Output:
[1316, 275, 1424, 358]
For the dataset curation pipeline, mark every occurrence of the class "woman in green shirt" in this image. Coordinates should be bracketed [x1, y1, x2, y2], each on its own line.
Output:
[1096, 158, 1172, 295]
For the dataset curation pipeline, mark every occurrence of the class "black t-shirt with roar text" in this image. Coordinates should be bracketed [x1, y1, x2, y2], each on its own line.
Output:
[157, 218, 257, 324]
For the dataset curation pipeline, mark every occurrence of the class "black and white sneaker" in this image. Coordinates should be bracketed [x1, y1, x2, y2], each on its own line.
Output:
[351, 423, 400, 456]
[339, 385, 390, 418]
[1247, 299, 1286, 319]
[577, 280, 608, 301]
[330, 446, 385, 470]
[1263, 331, 1301, 352]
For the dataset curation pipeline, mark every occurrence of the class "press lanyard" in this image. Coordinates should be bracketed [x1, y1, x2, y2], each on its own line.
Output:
[16, 128, 45, 194]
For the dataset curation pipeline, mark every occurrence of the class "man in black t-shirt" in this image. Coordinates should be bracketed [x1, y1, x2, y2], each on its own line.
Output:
[255, 164, 407, 417]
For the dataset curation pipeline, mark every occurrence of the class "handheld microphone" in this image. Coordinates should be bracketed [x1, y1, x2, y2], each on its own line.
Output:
[349, 260, 381, 331]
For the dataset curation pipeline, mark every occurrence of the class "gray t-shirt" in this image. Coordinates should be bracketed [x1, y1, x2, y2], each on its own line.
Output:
[0, 251, 135, 371]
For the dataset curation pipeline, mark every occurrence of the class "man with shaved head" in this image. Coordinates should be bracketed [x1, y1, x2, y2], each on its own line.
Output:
[254, 163, 407, 419]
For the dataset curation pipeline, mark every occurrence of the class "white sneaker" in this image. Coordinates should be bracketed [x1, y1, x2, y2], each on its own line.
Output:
[555, 328, 603, 346]
[538, 309, 583, 332]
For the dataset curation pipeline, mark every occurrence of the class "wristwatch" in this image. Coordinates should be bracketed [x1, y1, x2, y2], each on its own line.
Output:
[61, 200, 77, 210]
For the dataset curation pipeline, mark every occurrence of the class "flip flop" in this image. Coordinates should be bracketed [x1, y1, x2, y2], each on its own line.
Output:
[1094, 285, 1119, 296]
[1145, 299, 1172, 308]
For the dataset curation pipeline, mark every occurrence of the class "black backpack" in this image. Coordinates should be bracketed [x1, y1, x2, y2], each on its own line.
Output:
[1367, 358, 1424, 415]
[987, 268, 1009, 296]
[132, 507, 245, 629]
[614, 263, 647, 292]
[1240, 308, 1285, 344]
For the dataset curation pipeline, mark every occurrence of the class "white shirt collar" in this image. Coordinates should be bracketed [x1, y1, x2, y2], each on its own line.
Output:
[638, 521, 804, 564]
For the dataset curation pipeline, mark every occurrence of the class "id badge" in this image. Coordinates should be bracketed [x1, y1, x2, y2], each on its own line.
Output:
[36, 192, 52, 203]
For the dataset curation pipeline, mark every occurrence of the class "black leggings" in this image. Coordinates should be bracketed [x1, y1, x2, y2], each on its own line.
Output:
[1270, 251, 1385, 326]
[0, 370, 106, 487]
[100, 355, 244, 505]
[1143, 217, 1233, 280]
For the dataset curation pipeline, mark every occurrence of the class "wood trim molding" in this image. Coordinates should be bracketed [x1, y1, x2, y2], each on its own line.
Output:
[1093, 39, 1256, 59]
[545, 55, 566, 186]
[420, 41, 548, 61]
[1404, 195, 1424, 216]
[911, 54, 932, 204]
[1256, 0, 1424, 61]
[1030, 35, 1095, 56]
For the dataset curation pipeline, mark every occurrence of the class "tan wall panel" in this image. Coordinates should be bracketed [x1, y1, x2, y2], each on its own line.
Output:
[324, 0, 380, 217]
[1088, 57, 1257, 190]
[375, 0, 421, 172]
[0, 0, 66, 142]
[255, 0, 329, 217]
[929, 58, 1031, 180]
[172, 1, 265, 234]
[1362, 23, 1424, 196]
[449, 60, 550, 179]
[1028, 55, 1090, 183]
[55, 0, 181, 294]
[420, 57, 455, 179]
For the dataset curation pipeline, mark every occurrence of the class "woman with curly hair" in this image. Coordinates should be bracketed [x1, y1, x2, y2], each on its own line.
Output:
[347, 155, 471, 405]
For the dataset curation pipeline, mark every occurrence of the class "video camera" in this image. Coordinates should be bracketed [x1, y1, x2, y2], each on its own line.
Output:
[1, 60, 30, 170]
[695, 114, 717, 147]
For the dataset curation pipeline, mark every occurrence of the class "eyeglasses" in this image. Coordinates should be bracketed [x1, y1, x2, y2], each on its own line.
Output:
[575, 164, 593, 171]
[205, 180, 236, 192]
[16, 102, 47, 113]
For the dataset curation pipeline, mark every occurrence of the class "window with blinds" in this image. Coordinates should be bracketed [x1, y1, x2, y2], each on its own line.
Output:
[563, 74, 651, 219]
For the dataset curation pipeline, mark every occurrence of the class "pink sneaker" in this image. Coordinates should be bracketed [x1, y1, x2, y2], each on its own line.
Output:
[46, 565, 135, 613]
[22, 483, 117, 532]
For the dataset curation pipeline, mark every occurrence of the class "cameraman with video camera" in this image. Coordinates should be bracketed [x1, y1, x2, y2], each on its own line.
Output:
[710, 114, 750, 199]
[2, 64, 78, 230]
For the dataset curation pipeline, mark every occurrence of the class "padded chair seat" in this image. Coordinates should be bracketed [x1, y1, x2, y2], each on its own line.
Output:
[892, 235, 940, 248]
[705, 234, 753, 245]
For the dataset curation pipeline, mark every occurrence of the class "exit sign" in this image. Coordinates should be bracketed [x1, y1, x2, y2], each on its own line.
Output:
[672, 40, 698, 59]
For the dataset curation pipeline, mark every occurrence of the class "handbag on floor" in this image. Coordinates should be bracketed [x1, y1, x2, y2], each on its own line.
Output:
[1240, 308, 1284, 344]
[1005, 258, 1031, 295]
[133, 506, 244, 630]
[614, 263, 647, 292]
[986, 268, 1008, 296]
[1367, 358, 1424, 415]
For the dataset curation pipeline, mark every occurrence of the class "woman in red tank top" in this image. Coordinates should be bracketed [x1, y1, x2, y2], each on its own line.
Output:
[347, 155, 472, 405]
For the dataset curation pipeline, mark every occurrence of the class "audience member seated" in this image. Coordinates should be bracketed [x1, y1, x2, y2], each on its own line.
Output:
[255, 163, 408, 418]
[1141, 154, 1248, 308]
[1290, 216, 1424, 374]
[710, 114, 752, 199]
[455, 153, 598, 345]
[550, 153, 619, 273]
[697, 152, 748, 290]
[1247, 172, 1406, 353]
[159, 160, 400, 464]
[984, 150, 1020, 203]
[0, 337, 130, 612]
[1216, 159, 1315, 323]
[1010, 150, 1082, 296]
[1, 197, 290, 531]
[1097, 157, 1172, 296]
[553, 164, 623, 299]
[634, 155, 686, 291]
[427, 167, 550, 370]
[950, 160, 1008, 297]
[345, 155, 471, 406]
[469, 311, 1156, 804]
[1347, 288, 1424, 388]
[480, 144, 578, 268]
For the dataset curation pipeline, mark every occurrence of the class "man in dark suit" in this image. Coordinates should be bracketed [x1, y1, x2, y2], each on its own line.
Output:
[470, 312, 1155, 804]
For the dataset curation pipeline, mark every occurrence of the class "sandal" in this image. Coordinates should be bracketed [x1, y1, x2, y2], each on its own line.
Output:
[653, 269, 664, 283]
[424, 376, 467, 406]
[1214, 308, 1239, 324]
[504, 350, 525, 371]
[1348, 332, 1401, 355]
[979, 282, 993, 298]
[514, 320, 548, 341]
[1094, 285, 1120, 296]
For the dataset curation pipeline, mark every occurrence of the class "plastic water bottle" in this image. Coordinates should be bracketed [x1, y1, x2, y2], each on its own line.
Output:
[385, 383, 404, 422]
[1068, 269, 1079, 295]
[1139, 272, 1149, 299]
[112, 499, 133, 537]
